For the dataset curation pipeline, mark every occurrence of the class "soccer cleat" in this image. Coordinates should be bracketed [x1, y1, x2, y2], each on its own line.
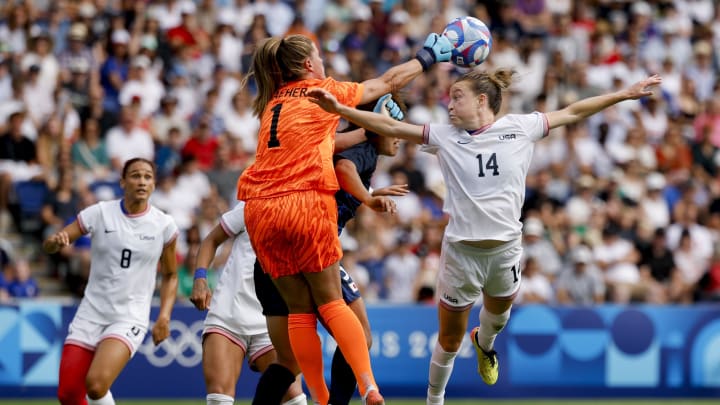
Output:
[471, 327, 499, 385]
[362, 386, 385, 405]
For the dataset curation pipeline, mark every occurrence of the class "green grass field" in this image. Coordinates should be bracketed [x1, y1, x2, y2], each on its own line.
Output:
[3, 400, 718, 405]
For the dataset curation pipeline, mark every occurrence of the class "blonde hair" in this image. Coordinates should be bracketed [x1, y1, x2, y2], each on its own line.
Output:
[456, 68, 516, 114]
[242, 35, 315, 117]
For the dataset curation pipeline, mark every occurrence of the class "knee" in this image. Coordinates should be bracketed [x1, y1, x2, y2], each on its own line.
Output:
[57, 383, 83, 405]
[85, 377, 109, 400]
[437, 333, 464, 353]
[275, 351, 301, 376]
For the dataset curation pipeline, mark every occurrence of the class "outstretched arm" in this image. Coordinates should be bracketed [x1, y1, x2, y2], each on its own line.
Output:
[545, 75, 662, 130]
[359, 34, 452, 104]
[309, 90, 425, 144]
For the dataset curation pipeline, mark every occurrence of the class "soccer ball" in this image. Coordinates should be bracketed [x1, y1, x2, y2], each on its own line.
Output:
[442, 16, 492, 68]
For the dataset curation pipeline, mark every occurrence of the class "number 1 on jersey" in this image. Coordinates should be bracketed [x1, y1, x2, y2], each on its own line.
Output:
[268, 103, 283, 148]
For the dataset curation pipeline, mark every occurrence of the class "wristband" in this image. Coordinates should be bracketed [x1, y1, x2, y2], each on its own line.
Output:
[194, 268, 207, 280]
[415, 48, 435, 71]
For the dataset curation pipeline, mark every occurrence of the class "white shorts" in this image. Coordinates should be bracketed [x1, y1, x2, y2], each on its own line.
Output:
[202, 324, 273, 370]
[437, 238, 523, 309]
[65, 315, 147, 357]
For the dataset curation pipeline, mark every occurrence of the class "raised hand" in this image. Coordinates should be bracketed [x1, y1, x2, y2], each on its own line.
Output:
[415, 33, 453, 71]
[307, 88, 341, 114]
[372, 184, 409, 197]
[625, 75, 662, 100]
[373, 94, 405, 121]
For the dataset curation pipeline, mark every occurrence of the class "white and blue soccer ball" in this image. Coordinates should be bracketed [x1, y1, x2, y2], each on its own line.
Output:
[442, 16, 492, 68]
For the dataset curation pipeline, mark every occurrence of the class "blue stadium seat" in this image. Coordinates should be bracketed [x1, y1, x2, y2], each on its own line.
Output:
[89, 180, 123, 200]
[13, 180, 50, 235]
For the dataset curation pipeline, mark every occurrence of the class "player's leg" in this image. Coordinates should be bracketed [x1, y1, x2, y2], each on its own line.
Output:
[329, 266, 372, 405]
[471, 294, 513, 386]
[298, 264, 383, 405]
[252, 259, 303, 405]
[427, 304, 471, 405]
[471, 241, 522, 386]
[272, 273, 332, 405]
[58, 344, 94, 405]
[251, 338, 306, 405]
[84, 338, 132, 404]
[428, 239, 485, 404]
[202, 332, 245, 404]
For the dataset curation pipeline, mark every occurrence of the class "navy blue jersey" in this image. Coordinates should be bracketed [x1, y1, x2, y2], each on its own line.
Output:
[333, 141, 379, 234]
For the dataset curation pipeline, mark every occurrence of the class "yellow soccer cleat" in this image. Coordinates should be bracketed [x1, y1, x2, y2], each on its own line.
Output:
[471, 327, 499, 385]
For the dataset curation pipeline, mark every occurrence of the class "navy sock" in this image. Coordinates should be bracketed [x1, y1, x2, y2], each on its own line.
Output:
[329, 347, 358, 405]
[252, 364, 296, 405]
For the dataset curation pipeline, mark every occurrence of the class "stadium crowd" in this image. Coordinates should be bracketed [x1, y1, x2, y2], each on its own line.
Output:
[1, 0, 720, 305]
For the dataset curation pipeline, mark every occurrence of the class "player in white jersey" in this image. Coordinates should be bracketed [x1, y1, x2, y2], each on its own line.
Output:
[43, 158, 179, 405]
[188, 201, 305, 405]
[308, 70, 662, 404]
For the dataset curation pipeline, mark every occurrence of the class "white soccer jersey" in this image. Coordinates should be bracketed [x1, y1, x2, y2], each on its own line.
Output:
[75, 200, 179, 326]
[422, 112, 548, 242]
[204, 202, 267, 336]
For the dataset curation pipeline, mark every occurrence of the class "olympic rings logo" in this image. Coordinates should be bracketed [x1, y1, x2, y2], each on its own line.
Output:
[137, 319, 204, 368]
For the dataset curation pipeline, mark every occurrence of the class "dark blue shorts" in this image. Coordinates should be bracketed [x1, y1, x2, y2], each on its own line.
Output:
[253, 260, 362, 317]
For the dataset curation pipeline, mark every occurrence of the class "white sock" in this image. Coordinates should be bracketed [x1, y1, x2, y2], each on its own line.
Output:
[282, 393, 307, 405]
[426, 342, 458, 404]
[87, 391, 114, 405]
[207, 393, 234, 404]
[476, 306, 511, 352]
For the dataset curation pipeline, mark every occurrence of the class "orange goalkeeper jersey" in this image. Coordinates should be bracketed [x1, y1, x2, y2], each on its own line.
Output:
[237, 77, 363, 200]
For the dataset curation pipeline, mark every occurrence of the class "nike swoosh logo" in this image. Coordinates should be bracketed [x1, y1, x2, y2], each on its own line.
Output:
[104, 229, 116, 233]
[457, 140, 472, 144]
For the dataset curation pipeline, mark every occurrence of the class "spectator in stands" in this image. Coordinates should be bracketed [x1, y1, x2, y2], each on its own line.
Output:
[594, 223, 644, 303]
[383, 231, 421, 303]
[119, 55, 165, 119]
[105, 107, 155, 172]
[671, 229, 708, 303]
[6, 258, 39, 298]
[522, 217, 563, 280]
[516, 256, 553, 304]
[181, 116, 219, 171]
[71, 118, 111, 184]
[640, 172, 670, 231]
[58, 23, 98, 91]
[35, 116, 68, 188]
[206, 141, 243, 205]
[99, 29, 131, 115]
[638, 227, 676, 304]
[556, 245, 606, 305]
[177, 225, 216, 299]
[0, 109, 42, 228]
[152, 93, 190, 144]
[222, 89, 260, 154]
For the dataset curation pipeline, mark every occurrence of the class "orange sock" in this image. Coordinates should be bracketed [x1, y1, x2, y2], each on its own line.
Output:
[288, 313, 329, 405]
[318, 299, 378, 396]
